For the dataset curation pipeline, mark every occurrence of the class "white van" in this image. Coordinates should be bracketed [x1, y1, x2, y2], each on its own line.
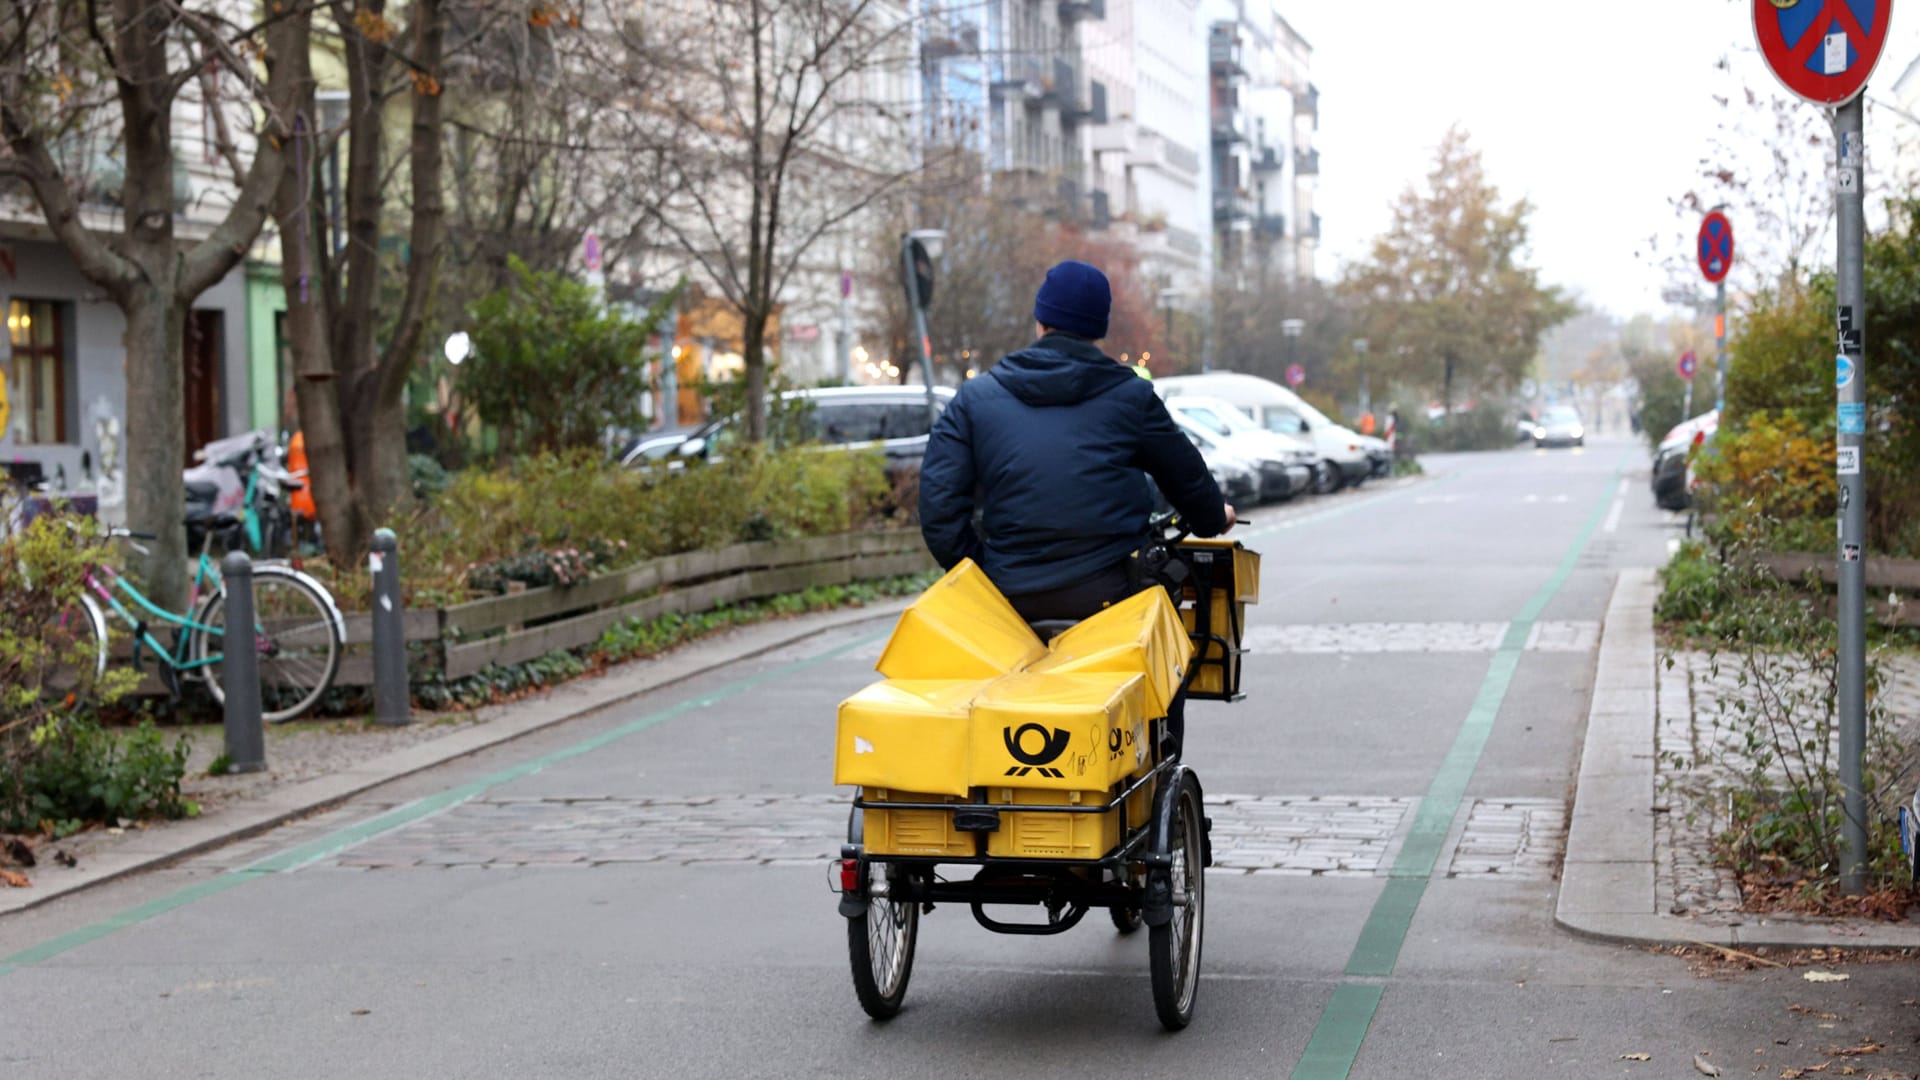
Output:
[1157, 372, 1372, 489]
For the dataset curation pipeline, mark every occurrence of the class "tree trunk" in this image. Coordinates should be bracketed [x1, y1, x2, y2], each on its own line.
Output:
[121, 287, 190, 609]
[1443, 354, 1456, 415]
[743, 312, 769, 442]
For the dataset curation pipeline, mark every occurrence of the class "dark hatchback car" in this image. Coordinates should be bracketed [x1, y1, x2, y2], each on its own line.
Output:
[626, 385, 957, 490]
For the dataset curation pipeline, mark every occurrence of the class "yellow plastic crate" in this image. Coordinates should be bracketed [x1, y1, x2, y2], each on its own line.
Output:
[1177, 537, 1261, 602]
[1030, 586, 1192, 719]
[861, 788, 975, 858]
[1180, 601, 1246, 698]
[834, 679, 990, 797]
[983, 783, 1152, 860]
[875, 559, 1046, 680]
[968, 671, 1150, 792]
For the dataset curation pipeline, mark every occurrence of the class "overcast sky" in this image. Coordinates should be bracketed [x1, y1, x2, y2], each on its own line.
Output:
[1286, 0, 1920, 319]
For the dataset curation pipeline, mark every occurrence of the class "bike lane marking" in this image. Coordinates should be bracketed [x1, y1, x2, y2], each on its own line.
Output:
[1287, 454, 1626, 1080]
[0, 626, 895, 976]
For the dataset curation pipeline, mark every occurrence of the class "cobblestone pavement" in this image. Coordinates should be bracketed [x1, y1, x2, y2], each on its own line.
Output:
[319, 791, 1566, 879]
[1243, 620, 1599, 654]
[1654, 649, 1920, 919]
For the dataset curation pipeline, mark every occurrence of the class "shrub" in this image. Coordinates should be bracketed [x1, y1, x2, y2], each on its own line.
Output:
[0, 504, 139, 730]
[0, 717, 195, 834]
[1691, 411, 1835, 548]
[1405, 406, 1513, 452]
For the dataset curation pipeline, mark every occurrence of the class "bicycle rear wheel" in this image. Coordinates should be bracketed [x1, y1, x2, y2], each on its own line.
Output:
[193, 566, 342, 722]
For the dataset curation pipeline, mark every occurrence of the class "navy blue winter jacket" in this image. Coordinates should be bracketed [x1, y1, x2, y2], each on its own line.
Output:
[918, 333, 1229, 596]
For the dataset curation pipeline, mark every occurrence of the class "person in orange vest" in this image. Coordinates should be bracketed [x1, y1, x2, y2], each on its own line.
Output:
[1359, 412, 1376, 435]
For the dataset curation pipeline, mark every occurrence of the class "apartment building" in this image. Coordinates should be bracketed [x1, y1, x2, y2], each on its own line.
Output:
[1206, 2, 1317, 286]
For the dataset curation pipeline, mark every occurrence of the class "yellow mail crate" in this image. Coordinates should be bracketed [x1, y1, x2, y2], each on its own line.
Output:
[861, 788, 974, 858]
[983, 783, 1153, 860]
[1178, 537, 1261, 603]
[834, 679, 993, 797]
[1176, 539, 1259, 699]
[1030, 586, 1192, 719]
[875, 559, 1047, 681]
[968, 671, 1150, 792]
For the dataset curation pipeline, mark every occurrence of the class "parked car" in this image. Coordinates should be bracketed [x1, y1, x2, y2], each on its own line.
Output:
[1156, 372, 1372, 491]
[1180, 429, 1261, 507]
[1651, 410, 1718, 511]
[1528, 405, 1586, 448]
[615, 426, 699, 468]
[1163, 395, 1315, 501]
[1357, 434, 1392, 477]
[633, 386, 957, 491]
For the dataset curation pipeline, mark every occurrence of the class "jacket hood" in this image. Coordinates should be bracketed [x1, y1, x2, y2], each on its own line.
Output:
[991, 334, 1137, 407]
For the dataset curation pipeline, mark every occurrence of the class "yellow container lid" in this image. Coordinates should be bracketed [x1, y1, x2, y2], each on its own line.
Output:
[1029, 587, 1192, 718]
[969, 671, 1149, 790]
[834, 679, 992, 797]
[876, 559, 1047, 680]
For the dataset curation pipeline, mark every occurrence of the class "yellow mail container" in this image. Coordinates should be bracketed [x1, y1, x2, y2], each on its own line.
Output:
[1030, 586, 1192, 718]
[861, 788, 975, 858]
[969, 671, 1150, 792]
[876, 559, 1046, 680]
[1178, 537, 1261, 603]
[983, 782, 1152, 860]
[1176, 539, 1260, 699]
[834, 679, 990, 797]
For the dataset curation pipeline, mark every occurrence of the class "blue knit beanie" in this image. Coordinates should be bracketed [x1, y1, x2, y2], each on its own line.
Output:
[1033, 260, 1111, 341]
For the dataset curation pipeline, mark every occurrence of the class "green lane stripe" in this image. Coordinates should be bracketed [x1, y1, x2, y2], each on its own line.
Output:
[1292, 984, 1385, 1078]
[1, 626, 892, 974]
[1289, 456, 1626, 1080]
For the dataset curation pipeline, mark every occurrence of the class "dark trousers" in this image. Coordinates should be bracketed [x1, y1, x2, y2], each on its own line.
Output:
[1007, 566, 1188, 755]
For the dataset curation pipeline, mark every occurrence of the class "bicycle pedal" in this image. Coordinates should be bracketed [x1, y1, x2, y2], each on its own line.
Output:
[157, 661, 182, 701]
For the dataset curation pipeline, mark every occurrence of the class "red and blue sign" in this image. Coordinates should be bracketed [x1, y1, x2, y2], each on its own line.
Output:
[1285, 363, 1306, 387]
[1698, 211, 1734, 284]
[1752, 0, 1892, 106]
[1678, 351, 1698, 381]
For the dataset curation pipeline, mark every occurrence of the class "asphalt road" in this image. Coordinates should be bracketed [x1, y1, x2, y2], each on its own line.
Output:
[5, 434, 1918, 1079]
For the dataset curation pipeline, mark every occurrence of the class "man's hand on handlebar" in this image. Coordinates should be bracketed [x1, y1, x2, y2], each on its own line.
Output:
[1223, 503, 1236, 531]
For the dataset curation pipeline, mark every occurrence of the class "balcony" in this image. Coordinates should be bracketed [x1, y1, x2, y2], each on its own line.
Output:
[1294, 83, 1319, 125]
[1209, 24, 1245, 76]
[1305, 212, 1322, 240]
[1294, 148, 1319, 176]
[990, 54, 1044, 101]
[1251, 144, 1282, 172]
[1059, 0, 1105, 22]
[1255, 213, 1285, 238]
[1212, 188, 1255, 223]
[1211, 108, 1249, 145]
[922, 18, 982, 60]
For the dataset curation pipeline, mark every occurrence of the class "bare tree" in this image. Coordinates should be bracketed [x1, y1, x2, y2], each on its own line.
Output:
[626, 0, 929, 441]
[271, 0, 449, 563]
[0, 0, 307, 608]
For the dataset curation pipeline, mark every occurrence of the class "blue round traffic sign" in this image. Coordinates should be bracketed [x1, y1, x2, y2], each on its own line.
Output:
[1678, 351, 1697, 380]
[1698, 213, 1734, 283]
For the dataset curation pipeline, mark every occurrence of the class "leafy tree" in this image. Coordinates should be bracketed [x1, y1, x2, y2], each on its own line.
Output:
[1341, 128, 1572, 414]
[460, 257, 680, 455]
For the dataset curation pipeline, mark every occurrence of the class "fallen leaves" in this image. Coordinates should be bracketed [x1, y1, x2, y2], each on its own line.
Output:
[1620, 1052, 1652, 1061]
[1803, 971, 1851, 983]
[0, 868, 29, 888]
[1819, 1043, 1883, 1058]
[1693, 1052, 1722, 1076]
[1790, 1004, 1847, 1022]
[4, 837, 35, 867]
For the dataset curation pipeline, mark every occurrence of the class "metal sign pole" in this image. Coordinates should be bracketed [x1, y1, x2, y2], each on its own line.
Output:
[1714, 281, 1728, 414]
[1835, 96, 1869, 893]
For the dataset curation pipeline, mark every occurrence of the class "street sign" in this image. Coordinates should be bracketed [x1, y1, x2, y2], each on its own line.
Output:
[1752, 0, 1893, 106]
[1285, 363, 1306, 387]
[1697, 212, 1734, 283]
[1678, 351, 1697, 381]
[582, 229, 603, 273]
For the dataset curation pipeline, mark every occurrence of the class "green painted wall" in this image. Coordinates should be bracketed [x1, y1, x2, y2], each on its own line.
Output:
[244, 264, 286, 433]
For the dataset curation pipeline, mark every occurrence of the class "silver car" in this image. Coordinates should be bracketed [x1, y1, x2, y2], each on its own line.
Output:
[1530, 406, 1586, 448]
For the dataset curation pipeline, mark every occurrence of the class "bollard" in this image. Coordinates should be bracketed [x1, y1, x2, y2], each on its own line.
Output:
[220, 551, 268, 773]
[370, 527, 410, 726]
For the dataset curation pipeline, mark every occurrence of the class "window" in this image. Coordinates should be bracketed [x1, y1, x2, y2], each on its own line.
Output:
[813, 402, 888, 445]
[1264, 409, 1308, 436]
[880, 402, 935, 441]
[6, 298, 66, 444]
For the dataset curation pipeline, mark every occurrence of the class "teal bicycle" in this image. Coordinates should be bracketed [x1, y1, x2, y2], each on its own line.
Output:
[62, 519, 345, 722]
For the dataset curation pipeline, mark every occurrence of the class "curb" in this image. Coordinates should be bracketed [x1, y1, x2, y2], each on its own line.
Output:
[0, 598, 908, 919]
[1555, 570, 1920, 949]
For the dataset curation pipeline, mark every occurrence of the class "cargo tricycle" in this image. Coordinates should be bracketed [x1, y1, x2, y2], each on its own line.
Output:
[833, 514, 1258, 1030]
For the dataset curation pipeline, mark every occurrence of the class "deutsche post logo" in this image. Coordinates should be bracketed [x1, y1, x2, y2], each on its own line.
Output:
[1002, 723, 1071, 778]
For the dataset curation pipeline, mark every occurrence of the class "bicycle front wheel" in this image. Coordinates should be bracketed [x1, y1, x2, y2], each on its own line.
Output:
[48, 593, 109, 694]
[193, 567, 343, 722]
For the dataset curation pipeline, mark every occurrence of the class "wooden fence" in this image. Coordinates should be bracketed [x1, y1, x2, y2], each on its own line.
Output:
[331, 528, 934, 686]
[1755, 551, 1920, 626]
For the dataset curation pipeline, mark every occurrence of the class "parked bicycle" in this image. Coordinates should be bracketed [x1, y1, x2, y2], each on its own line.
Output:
[184, 431, 305, 560]
[60, 518, 345, 722]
